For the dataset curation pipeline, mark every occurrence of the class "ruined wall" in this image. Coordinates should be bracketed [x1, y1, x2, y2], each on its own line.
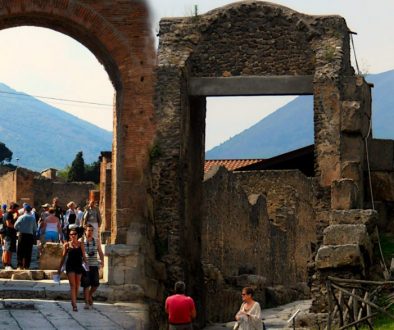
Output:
[32, 178, 95, 209]
[234, 170, 317, 284]
[202, 167, 315, 321]
[0, 171, 16, 205]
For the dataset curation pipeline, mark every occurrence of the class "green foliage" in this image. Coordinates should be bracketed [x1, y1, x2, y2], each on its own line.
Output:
[57, 164, 70, 181]
[67, 151, 85, 182]
[84, 160, 100, 183]
[360, 295, 394, 329]
[0, 142, 12, 164]
[60, 154, 100, 183]
[379, 233, 394, 264]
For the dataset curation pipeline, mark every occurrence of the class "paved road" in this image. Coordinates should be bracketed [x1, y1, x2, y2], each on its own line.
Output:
[0, 299, 148, 330]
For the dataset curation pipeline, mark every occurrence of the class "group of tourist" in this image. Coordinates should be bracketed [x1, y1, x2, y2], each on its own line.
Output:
[0, 197, 102, 270]
[165, 283, 264, 330]
[0, 197, 104, 311]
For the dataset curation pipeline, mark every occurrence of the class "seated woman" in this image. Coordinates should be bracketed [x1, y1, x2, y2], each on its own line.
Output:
[41, 208, 62, 243]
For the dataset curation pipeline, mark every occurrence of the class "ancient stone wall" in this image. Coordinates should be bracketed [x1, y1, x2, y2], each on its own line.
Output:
[202, 167, 315, 321]
[234, 170, 317, 284]
[0, 171, 16, 205]
[155, 3, 359, 311]
[33, 178, 95, 209]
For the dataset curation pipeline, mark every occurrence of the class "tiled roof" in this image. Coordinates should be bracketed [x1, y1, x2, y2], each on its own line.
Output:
[204, 159, 263, 173]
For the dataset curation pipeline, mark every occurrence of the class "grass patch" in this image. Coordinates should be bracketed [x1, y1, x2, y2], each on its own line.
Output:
[379, 233, 394, 263]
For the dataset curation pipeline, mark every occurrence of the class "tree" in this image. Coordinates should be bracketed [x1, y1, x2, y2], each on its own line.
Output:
[0, 142, 12, 164]
[67, 151, 85, 182]
[84, 160, 100, 183]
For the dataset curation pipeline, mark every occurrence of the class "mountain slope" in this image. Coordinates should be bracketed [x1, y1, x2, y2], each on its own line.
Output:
[0, 83, 112, 171]
[206, 70, 394, 159]
[206, 95, 313, 159]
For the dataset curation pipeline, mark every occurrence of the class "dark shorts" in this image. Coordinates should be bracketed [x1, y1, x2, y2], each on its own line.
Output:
[3, 236, 16, 252]
[81, 266, 100, 288]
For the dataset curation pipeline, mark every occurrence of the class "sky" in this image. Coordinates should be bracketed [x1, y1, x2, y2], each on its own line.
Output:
[1, 1, 394, 150]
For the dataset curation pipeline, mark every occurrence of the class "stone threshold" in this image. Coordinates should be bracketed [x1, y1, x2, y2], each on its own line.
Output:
[0, 278, 145, 302]
[0, 269, 64, 281]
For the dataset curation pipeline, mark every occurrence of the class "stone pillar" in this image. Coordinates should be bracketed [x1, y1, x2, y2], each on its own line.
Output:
[99, 151, 112, 243]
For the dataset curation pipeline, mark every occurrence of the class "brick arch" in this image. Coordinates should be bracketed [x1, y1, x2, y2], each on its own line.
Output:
[0, 1, 156, 250]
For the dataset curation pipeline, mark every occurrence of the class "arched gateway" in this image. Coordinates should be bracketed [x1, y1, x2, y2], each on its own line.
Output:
[0, 0, 159, 301]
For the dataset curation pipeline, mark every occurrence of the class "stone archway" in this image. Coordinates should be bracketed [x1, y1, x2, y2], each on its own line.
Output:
[0, 0, 158, 299]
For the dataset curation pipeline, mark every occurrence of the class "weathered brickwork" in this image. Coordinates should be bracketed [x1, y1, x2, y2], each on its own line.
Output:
[0, 0, 161, 311]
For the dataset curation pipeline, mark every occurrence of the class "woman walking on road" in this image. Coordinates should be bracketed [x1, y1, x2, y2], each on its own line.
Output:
[58, 228, 88, 312]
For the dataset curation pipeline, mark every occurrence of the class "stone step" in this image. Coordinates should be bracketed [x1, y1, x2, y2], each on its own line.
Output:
[0, 279, 144, 302]
[0, 269, 67, 280]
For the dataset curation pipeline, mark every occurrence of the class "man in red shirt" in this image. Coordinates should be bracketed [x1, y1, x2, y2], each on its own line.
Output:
[165, 281, 196, 330]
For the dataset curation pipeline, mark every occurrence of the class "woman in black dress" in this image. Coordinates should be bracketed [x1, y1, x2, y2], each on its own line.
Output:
[58, 228, 88, 311]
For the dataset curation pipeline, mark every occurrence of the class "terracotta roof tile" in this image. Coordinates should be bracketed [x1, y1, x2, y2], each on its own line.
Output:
[204, 159, 263, 173]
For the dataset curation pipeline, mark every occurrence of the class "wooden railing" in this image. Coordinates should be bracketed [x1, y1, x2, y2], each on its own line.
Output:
[325, 276, 394, 330]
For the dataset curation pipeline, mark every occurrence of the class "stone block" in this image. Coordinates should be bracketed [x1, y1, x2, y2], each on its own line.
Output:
[39, 242, 63, 270]
[30, 270, 45, 280]
[341, 101, 362, 133]
[0, 271, 13, 279]
[341, 135, 364, 163]
[368, 139, 394, 171]
[329, 209, 377, 233]
[341, 161, 362, 183]
[323, 224, 372, 259]
[331, 179, 360, 209]
[11, 271, 33, 280]
[315, 244, 364, 269]
[104, 244, 142, 286]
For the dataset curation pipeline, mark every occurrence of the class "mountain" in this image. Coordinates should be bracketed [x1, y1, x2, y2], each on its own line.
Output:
[0, 83, 112, 171]
[206, 70, 394, 159]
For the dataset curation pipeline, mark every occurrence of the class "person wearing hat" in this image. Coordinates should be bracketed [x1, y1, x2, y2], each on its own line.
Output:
[14, 204, 37, 269]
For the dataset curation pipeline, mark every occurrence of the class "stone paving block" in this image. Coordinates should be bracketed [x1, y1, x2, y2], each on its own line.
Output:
[0, 310, 20, 328]
[10, 310, 55, 329]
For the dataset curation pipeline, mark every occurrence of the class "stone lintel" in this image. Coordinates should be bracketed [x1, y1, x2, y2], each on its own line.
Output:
[189, 75, 314, 96]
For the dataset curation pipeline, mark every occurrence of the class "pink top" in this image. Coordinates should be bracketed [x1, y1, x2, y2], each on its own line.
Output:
[165, 294, 195, 324]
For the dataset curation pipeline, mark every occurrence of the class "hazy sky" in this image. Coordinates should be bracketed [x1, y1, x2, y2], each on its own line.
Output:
[1, 1, 393, 150]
